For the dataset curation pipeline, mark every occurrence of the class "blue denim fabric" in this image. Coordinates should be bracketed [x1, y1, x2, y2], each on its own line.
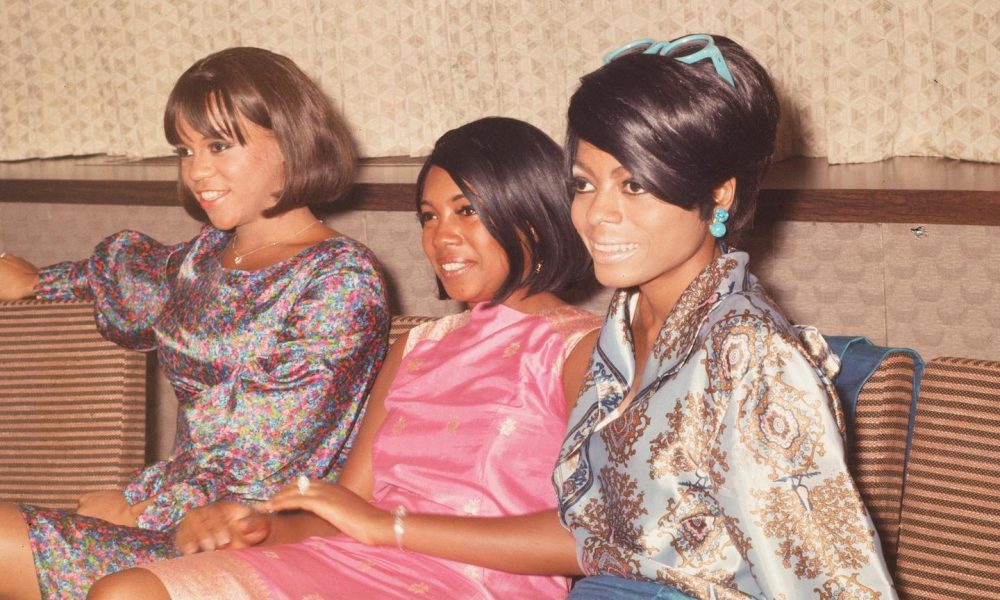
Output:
[568, 575, 694, 599]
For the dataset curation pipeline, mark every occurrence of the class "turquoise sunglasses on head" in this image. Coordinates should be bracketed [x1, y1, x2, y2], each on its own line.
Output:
[603, 34, 735, 87]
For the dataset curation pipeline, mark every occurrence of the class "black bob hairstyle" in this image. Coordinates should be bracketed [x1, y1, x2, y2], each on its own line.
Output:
[164, 47, 356, 221]
[567, 35, 780, 245]
[415, 117, 592, 305]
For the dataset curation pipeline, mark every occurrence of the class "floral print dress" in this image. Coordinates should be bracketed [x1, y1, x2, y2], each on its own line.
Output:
[554, 249, 897, 599]
[18, 226, 389, 598]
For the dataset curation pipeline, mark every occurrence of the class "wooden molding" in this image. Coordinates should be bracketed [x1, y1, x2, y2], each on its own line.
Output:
[2, 157, 998, 225]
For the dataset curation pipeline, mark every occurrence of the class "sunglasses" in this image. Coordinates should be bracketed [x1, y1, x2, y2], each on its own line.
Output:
[603, 34, 735, 87]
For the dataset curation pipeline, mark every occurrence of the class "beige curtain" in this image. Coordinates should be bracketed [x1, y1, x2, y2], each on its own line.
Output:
[1, 0, 997, 163]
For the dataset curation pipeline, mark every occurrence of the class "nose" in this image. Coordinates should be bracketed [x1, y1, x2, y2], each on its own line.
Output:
[187, 151, 215, 181]
[584, 186, 622, 226]
[432, 214, 463, 248]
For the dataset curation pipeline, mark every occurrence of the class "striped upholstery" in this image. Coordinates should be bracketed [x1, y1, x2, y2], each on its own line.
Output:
[388, 315, 436, 346]
[0, 299, 146, 509]
[848, 351, 918, 568]
[895, 357, 1000, 599]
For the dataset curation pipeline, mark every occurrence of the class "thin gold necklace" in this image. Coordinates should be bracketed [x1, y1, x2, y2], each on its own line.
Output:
[230, 220, 322, 265]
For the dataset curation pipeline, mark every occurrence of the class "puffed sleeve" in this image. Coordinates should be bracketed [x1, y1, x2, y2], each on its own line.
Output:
[33, 229, 188, 351]
[124, 245, 390, 530]
[709, 317, 897, 598]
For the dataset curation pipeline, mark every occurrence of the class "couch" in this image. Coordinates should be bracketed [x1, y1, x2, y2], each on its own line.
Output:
[1, 301, 997, 599]
[0, 299, 146, 509]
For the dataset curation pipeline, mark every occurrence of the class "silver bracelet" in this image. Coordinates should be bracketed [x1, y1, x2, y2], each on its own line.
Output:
[393, 505, 407, 550]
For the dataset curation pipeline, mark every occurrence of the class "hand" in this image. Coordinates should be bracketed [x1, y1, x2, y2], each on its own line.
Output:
[259, 479, 391, 547]
[174, 501, 271, 555]
[0, 253, 39, 300]
[76, 490, 151, 527]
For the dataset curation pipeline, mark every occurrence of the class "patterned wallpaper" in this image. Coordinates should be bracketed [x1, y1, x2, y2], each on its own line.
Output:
[1, 0, 997, 163]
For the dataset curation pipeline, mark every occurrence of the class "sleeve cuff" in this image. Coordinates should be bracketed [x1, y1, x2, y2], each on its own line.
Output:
[33, 260, 93, 300]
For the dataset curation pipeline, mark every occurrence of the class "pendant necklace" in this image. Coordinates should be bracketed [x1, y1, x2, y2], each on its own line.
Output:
[231, 220, 322, 265]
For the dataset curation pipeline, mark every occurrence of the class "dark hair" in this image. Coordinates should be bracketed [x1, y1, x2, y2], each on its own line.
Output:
[415, 117, 592, 304]
[567, 35, 779, 245]
[164, 47, 356, 221]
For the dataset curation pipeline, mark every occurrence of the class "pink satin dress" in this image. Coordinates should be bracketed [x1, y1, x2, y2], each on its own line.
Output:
[143, 302, 600, 599]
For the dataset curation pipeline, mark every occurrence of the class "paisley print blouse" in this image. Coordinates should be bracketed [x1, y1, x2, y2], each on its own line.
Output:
[554, 250, 896, 599]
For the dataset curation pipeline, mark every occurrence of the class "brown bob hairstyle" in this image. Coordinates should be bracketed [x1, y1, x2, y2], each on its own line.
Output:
[164, 47, 356, 221]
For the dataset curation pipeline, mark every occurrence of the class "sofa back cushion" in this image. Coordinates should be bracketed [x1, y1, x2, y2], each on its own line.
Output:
[388, 315, 437, 346]
[894, 357, 1000, 599]
[848, 350, 919, 568]
[0, 299, 146, 509]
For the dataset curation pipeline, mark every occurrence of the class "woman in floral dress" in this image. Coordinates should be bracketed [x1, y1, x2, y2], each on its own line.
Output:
[0, 47, 388, 599]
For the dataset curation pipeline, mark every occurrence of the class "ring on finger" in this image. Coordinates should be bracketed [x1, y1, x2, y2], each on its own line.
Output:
[296, 475, 310, 495]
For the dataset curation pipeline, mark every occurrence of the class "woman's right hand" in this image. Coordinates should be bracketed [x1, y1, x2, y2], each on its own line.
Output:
[174, 501, 271, 555]
[0, 253, 39, 300]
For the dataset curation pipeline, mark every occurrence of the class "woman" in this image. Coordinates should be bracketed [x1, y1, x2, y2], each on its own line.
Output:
[0, 47, 388, 599]
[553, 35, 898, 599]
[88, 117, 600, 600]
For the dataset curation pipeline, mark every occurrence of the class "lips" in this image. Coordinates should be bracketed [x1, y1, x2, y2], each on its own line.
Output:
[195, 190, 228, 207]
[589, 240, 639, 263]
[438, 259, 474, 277]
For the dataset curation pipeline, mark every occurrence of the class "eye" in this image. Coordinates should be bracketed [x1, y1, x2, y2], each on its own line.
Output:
[456, 204, 478, 217]
[418, 210, 437, 225]
[623, 179, 647, 195]
[209, 141, 233, 153]
[572, 177, 595, 194]
[172, 146, 192, 158]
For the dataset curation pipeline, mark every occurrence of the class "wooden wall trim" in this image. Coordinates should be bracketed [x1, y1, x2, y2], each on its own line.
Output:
[2, 157, 998, 225]
[756, 189, 1000, 226]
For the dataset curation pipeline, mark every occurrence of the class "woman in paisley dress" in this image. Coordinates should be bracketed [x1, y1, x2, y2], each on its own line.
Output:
[0, 47, 389, 599]
[89, 117, 601, 600]
[553, 34, 898, 599]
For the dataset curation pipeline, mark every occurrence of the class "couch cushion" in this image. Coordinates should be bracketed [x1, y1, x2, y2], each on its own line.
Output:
[0, 299, 146, 509]
[849, 350, 919, 568]
[895, 357, 1000, 599]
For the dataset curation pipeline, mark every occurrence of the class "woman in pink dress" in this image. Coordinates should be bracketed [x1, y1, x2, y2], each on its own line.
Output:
[89, 117, 601, 599]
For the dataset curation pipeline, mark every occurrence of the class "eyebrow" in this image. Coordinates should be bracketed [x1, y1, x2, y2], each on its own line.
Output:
[572, 161, 631, 178]
[571, 161, 593, 176]
[419, 192, 466, 207]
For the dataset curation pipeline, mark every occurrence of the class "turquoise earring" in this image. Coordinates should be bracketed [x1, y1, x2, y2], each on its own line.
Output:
[709, 207, 729, 238]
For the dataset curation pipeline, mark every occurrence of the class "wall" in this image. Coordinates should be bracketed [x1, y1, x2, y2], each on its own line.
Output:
[2, 1, 998, 163]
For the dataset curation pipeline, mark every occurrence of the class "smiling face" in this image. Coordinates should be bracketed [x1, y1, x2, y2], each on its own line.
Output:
[571, 140, 720, 300]
[419, 166, 511, 305]
[173, 112, 286, 231]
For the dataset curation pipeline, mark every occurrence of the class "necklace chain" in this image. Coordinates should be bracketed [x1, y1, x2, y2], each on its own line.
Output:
[230, 220, 322, 265]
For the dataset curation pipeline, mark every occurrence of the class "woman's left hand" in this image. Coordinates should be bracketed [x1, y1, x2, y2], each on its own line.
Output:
[258, 479, 392, 547]
[76, 490, 152, 527]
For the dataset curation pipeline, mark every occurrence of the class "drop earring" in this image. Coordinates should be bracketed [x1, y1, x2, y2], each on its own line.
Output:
[709, 207, 729, 238]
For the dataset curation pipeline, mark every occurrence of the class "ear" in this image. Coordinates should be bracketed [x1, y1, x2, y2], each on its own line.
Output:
[712, 177, 736, 211]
